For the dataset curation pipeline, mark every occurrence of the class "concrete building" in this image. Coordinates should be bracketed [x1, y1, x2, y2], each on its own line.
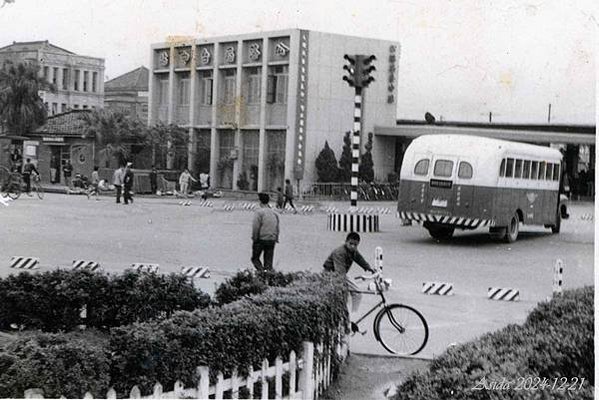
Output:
[149, 29, 399, 192]
[105, 66, 149, 121]
[0, 40, 105, 115]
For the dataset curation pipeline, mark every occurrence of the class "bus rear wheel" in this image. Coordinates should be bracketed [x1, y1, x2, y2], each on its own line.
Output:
[504, 213, 520, 243]
[426, 224, 454, 240]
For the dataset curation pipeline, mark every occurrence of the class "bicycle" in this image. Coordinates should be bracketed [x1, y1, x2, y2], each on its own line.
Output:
[350, 270, 429, 356]
[1, 172, 44, 200]
[30, 173, 44, 199]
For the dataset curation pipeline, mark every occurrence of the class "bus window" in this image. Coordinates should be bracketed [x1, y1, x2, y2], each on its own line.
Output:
[552, 164, 560, 181]
[499, 159, 506, 177]
[531, 161, 539, 180]
[414, 159, 430, 176]
[514, 159, 523, 178]
[458, 161, 473, 179]
[545, 162, 553, 180]
[523, 160, 531, 179]
[505, 158, 515, 178]
[539, 162, 546, 180]
[434, 160, 453, 177]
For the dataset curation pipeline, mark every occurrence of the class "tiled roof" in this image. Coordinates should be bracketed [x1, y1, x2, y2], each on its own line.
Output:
[32, 110, 91, 137]
[105, 66, 149, 92]
[0, 40, 75, 55]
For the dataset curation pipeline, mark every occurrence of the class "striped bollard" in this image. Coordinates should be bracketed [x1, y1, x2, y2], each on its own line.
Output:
[327, 213, 379, 233]
[487, 287, 520, 301]
[72, 260, 102, 272]
[9, 256, 40, 270]
[552, 259, 564, 296]
[374, 246, 383, 271]
[181, 266, 211, 279]
[422, 282, 454, 296]
[131, 263, 159, 273]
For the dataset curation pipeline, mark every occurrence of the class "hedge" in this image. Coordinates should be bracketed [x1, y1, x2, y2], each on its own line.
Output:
[392, 286, 594, 400]
[213, 269, 304, 305]
[108, 272, 348, 396]
[0, 269, 210, 332]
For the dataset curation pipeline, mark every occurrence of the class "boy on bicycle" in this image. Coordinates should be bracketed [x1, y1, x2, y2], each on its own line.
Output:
[324, 232, 376, 312]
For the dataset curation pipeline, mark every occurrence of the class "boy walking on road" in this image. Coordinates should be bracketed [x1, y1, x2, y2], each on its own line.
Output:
[112, 166, 124, 203]
[283, 179, 296, 212]
[251, 193, 280, 271]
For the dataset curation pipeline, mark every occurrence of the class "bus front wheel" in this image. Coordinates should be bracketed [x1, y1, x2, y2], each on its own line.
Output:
[504, 213, 520, 243]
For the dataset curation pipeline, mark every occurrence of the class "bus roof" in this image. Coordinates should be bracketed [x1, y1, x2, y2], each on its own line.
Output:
[407, 134, 563, 160]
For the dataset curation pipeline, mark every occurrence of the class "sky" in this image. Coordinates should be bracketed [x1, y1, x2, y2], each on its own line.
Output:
[0, 0, 596, 125]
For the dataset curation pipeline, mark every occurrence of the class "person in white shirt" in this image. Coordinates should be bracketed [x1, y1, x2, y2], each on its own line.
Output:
[178, 168, 197, 198]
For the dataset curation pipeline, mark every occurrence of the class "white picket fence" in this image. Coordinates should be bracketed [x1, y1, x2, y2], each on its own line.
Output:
[25, 333, 349, 399]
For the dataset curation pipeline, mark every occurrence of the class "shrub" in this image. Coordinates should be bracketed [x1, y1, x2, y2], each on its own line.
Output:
[0, 332, 111, 398]
[392, 286, 594, 400]
[0, 270, 210, 332]
[315, 141, 339, 182]
[108, 272, 347, 396]
[213, 269, 303, 305]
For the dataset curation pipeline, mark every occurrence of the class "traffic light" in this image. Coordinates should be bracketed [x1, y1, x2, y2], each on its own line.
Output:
[342, 54, 356, 87]
[357, 55, 376, 88]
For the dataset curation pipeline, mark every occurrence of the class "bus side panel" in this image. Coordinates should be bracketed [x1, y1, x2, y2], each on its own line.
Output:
[398, 179, 424, 213]
[470, 186, 495, 221]
[544, 190, 559, 224]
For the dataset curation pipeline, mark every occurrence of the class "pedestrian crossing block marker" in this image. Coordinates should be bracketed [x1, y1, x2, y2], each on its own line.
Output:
[9, 256, 40, 270]
[72, 260, 102, 272]
[131, 263, 160, 273]
[178, 200, 192, 206]
[181, 266, 211, 279]
[422, 282, 454, 296]
[487, 287, 520, 301]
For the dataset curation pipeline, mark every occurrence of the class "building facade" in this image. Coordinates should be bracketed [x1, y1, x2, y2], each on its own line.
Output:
[0, 40, 105, 115]
[149, 29, 399, 191]
[105, 66, 149, 121]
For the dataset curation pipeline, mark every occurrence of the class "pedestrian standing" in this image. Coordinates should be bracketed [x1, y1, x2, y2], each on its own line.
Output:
[178, 168, 197, 198]
[123, 162, 134, 204]
[89, 166, 100, 200]
[283, 179, 296, 211]
[199, 171, 210, 200]
[275, 187, 284, 209]
[251, 192, 280, 271]
[112, 165, 124, 203]
[149, 165, 158, 194]
[22, 158, 39, 195]
[62, 160, 73, 188]
[50, 155, 59, 183]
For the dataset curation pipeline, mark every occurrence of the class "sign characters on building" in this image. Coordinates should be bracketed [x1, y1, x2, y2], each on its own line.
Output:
[387, 45, 397, 104]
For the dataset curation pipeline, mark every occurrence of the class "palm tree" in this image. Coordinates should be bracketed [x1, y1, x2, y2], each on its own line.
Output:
[0, 61, 55, 136]
[80, 109, 146, 167]
[146, 122, 189, 170]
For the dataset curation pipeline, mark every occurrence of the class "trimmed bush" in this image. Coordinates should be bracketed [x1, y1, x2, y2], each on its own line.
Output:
[213, 269, 303, 305]
[108, 272, 347, 396]
[0, 270, 210, 332]
[0, 331, 111, 398]
[392, 286, 594, 400]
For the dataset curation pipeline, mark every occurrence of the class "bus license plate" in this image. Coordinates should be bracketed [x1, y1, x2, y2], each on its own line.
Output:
[432, 198, 448, 208]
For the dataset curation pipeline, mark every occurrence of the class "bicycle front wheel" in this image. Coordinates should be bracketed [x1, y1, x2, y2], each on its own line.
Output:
[374, 304, 429, 356]
[35, 183, 44, 199]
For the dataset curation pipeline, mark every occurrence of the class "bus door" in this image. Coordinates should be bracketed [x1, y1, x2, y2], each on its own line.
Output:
[428, 156, 458, 216]
[453, 159, 475, 217]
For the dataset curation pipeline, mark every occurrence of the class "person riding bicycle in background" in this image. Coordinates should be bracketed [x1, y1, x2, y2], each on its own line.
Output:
[323, 232, 376, 313]
[22, 158, 39, 196]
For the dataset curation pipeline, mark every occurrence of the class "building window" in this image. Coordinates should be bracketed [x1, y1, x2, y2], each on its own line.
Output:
[44, 102, 49, 111]
[159, 79, 169, 104]
[267, 65, 288, 104]
[61, 103, 67, 113]
[82, 105, 88, 109]
[62, 68, 69, 90]
[43, 66, 49, 82]
[51, 103, 57, 115]
[73, 104, 79, 109]
[74, 70, 80, 91]
[223, 69, 236, 105]
[52, 67, 58, 85]
[246, 67, 261, 104]
[201, 77, 213, 105]
[83, 71, 89, 92]
[92, 72, 97, 92]
[178, 78, 190, 105]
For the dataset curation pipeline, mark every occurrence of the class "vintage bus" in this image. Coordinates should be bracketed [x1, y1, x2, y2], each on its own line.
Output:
[397, 134, 568, 242]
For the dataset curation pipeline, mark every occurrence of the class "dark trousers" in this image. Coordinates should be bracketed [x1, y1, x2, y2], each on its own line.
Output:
[115, 185, 122, 203]
[284, 197, 295, 209]
[23, 173, 31, 193]
[123, 185, 133, 204]
[251, 240, 276, 271]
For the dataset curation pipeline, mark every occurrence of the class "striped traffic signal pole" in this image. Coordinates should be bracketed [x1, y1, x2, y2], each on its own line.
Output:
[351, 86, 363, 209]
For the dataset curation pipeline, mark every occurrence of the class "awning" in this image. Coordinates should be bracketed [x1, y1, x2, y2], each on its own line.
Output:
[0, 134, 30, 140]
[374, 125, 596, 145]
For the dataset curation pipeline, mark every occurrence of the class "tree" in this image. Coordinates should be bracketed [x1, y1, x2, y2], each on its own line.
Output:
[338, 131, 353, 182]
[315, 141, 338, 182]
[359, 132, 375, 183]
[0, 61, 55, 136]
[80, 109, 146, 167]
[146, 122, 189, 170]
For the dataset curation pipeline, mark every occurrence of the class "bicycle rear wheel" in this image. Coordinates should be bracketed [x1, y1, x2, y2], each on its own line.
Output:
[7, 173, 22, 200]
[374, 304, 429, 355]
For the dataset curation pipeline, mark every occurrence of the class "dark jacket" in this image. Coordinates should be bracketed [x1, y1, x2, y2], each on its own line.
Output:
[323, 245, 372, 274]
[62, 163, 73, 177]
[124, 168, 134, 188]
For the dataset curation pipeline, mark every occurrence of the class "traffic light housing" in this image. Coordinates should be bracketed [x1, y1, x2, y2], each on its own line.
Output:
[342, 54, 376, 88]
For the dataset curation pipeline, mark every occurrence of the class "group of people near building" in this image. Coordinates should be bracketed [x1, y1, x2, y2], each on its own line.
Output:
[111, 163, 135, 204]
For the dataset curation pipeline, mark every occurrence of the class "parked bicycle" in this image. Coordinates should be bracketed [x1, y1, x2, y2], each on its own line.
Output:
[350, 270, 429, 356]
[0, 168, 44, 200]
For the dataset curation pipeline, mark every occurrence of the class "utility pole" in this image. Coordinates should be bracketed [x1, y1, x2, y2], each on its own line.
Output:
[548, 103, 552, 124]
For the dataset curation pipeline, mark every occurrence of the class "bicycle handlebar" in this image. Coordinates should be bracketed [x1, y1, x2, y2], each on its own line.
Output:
[355, 271, 381, 281]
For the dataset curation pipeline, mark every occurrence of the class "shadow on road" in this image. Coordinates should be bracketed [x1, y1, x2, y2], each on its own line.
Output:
[404, 230, 554, 247]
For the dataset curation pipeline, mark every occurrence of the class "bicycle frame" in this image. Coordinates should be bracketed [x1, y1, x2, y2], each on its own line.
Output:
[351, 279, 406, 335]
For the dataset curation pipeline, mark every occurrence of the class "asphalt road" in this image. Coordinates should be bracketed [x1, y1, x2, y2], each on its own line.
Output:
[0, 194, 594, 360]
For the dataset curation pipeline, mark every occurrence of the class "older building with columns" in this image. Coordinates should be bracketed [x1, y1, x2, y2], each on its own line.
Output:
[0, 40, 105, 115]
[149, 29, 399, 192]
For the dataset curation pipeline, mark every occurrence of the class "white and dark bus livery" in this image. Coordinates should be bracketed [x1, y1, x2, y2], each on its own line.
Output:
[397, 134, 568, 242]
